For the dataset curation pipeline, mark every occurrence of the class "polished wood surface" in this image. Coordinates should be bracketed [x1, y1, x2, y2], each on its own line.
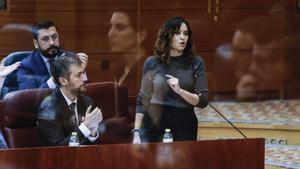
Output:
[0, 138, 264, 169]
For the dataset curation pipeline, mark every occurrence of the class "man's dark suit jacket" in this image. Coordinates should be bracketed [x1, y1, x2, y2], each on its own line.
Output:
[37, 88, 95, 146]
[16, 49, 71, 90]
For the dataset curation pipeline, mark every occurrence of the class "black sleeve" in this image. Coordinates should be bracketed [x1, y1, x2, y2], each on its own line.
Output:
[193, 57, 208, 108]
[135, 57, 156, 114]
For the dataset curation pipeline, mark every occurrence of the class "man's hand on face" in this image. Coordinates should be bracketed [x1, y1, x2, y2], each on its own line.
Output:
[76, 53, 88, 70]
[236, 74, 258, 100]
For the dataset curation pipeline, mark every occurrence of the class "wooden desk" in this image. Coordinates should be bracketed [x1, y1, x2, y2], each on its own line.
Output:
[0, 138, 264, 169]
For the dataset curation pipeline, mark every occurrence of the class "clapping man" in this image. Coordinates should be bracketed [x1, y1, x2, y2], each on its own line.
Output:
[37, 55, 102, 146]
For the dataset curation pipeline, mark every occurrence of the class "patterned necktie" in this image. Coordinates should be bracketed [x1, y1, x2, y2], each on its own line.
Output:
[69, 102, 78, 125]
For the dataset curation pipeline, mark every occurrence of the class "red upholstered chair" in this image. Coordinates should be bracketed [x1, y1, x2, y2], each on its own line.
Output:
[1, 82, 133, 148]
[1, 89, 52, 148]
[85, 82, 133, 144]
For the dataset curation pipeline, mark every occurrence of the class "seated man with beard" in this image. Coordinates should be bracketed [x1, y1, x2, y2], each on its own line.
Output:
[17, 20, 88, 89]
[38, 55, 103, 146]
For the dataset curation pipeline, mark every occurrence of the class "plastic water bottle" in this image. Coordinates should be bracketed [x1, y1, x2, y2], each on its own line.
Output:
[69, 132, 80, 147]
[163, 128, 173, 143]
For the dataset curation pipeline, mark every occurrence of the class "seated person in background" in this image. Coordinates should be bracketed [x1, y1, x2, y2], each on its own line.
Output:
[37, 55, 103, 146]
[0, 58, 21, 87]
[0, 58, 21, 78]
[17, 20, 88, 90]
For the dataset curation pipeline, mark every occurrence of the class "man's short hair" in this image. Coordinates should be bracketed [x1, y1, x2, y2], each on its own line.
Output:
[32, 20, 57, 40]
[51, 54, 82, 86]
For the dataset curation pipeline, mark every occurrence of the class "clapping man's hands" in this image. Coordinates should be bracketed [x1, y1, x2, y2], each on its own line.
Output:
[83, 106, 103, 136]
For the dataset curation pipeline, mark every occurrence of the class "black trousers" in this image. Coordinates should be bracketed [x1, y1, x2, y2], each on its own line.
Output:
[141, 104, 198, 143]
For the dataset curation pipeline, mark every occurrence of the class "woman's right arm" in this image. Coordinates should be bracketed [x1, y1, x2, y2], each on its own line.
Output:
[133, 113, 144, 130]
[132, 113, 144, 144]
[132, 57, 155, 144]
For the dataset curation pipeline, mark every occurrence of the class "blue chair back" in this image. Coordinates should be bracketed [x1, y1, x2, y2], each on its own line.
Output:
[0, 51, 32, 99]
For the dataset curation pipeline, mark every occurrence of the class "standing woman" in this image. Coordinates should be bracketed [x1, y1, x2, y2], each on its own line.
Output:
[133, 17, 208, 143]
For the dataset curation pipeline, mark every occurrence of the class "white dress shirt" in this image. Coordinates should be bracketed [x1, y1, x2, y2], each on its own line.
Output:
[60, 88, 98, 142]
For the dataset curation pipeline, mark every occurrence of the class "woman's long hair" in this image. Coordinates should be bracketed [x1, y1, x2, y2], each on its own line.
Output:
[154, 16, 196, 64]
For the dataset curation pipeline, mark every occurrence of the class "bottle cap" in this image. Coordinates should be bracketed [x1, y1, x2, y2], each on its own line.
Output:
[71, 132, 77, 135]
[165, 128, 171, 132]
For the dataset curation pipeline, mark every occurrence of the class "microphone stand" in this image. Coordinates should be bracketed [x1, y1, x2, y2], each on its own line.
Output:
[208, 102, 248, 139]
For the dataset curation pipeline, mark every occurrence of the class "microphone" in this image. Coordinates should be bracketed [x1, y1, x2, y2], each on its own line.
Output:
[207, 102, 248, 139]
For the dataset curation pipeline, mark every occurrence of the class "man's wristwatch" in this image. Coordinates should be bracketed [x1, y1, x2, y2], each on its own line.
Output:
[132, 128, 140, 134]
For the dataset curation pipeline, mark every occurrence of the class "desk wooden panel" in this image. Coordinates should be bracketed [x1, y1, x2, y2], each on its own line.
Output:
[0, 138, 264, 169]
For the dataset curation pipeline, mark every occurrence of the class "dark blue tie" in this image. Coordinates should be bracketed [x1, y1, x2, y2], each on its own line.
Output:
[48, 58, 55, 74]
[69, 102, 76, 113]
